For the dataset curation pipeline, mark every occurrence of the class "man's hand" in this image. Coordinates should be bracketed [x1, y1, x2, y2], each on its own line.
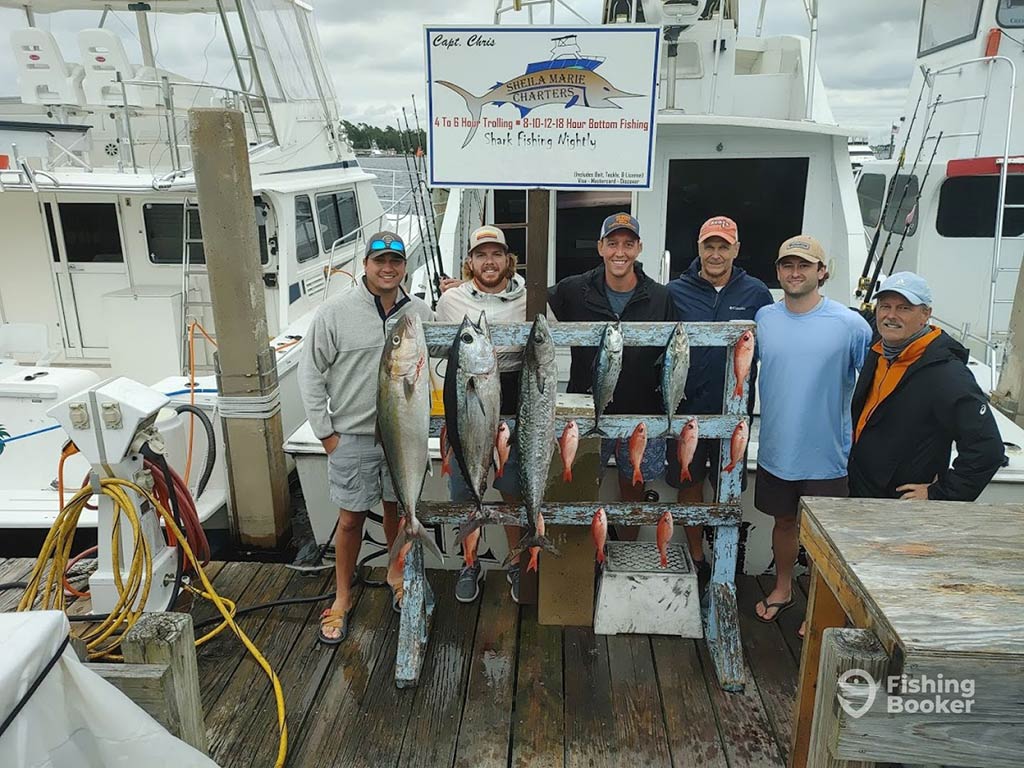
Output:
[896, 483, 930, 500]
[440, 277, 463, 293]
[321, 434, 340, 455]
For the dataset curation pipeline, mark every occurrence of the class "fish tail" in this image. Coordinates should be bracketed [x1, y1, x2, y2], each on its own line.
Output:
[724, 460, 737, 473]
[596, 547, 605, 565]
[527, 549, 540, 573]
[632, 465, 643, 487]
[392, 517, 445, 566]
[733, 380, 743, 398]
[562, 466, 572, 483]
[437, 80, 485, 148]
[503, 533, 559, 568]
[660, 549, 669, 568]
[680, 468, 692, 484]
[582, 426, 608, 438]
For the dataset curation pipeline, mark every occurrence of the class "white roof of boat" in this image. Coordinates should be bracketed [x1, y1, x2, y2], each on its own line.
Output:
[656, 113, 854, 138]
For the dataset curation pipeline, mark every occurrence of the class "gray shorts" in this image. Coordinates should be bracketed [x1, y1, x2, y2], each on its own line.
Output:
[327, 434, 397, 511]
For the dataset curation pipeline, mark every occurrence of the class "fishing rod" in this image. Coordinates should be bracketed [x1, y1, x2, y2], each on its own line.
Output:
[882, 130, 945, 285]
[860, 94, 942, 310]
[395, 116, 435, 304]
[411, 93, 445, 286]
[404, 105, 443, 289]
[856, 75, 928, 298]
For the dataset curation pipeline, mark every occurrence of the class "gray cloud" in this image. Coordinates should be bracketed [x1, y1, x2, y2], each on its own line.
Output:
[0, 0, 920, 141]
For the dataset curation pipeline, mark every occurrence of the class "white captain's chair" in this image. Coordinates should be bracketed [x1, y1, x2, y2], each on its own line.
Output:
[78, 28, 158, 108]
[9, 28, 86, 106]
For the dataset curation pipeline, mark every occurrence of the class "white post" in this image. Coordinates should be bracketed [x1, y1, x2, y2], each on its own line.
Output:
[805, 0, 819, 120]
[136, 10, 156, 69]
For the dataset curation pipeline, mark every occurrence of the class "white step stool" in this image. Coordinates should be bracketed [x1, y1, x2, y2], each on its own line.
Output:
[593, 541, 702, 638]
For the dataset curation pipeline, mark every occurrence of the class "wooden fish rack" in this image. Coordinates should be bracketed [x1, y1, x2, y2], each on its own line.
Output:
[394, 320, 754, 692]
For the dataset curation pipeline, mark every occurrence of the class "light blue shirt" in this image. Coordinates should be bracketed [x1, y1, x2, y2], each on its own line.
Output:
[755, 297, 872, 480]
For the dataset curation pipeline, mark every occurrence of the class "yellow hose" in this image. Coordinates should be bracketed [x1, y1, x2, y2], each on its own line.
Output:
[18, 477, 288, 767]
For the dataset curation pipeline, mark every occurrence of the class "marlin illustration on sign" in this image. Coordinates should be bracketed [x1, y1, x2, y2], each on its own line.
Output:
[437, 47, 643, 147]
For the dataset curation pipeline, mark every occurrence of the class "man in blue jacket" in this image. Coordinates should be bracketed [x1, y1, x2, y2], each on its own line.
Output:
[666, 216, 773, 587]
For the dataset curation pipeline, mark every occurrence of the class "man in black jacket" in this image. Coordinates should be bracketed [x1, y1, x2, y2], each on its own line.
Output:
[849, 272, 1004, 500]
[548, 213, 676, 517]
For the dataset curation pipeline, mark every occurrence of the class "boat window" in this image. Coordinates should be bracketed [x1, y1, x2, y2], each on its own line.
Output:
[494, 190, 528, 274]
[664, 157, 809, 288]
[145, 201, 270, 265]
[918, 0, 982, 56]
[882, 175, 919, 237]
[57, 203, 123, 263]
[998, 0, 1024, 28]
[937, 176, 1024, 237]
[857, 173, 887, 228]
[295, 195, 320, 263]
[316, 190, 360, 253]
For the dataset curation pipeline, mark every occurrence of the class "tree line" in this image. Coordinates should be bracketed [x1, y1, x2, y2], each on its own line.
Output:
[342, 121, 426, 153]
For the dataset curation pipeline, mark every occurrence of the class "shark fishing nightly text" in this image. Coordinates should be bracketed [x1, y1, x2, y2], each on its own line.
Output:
[483, 130, 598, 150]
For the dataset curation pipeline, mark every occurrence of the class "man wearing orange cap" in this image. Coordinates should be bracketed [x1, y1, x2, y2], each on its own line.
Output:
[666, 216, 772, 590]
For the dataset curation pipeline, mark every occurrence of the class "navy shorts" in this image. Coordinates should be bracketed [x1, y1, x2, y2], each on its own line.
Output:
[600, 437, 666, 482]
[753, 465, 848, 519]
[666, 438, 749, 493]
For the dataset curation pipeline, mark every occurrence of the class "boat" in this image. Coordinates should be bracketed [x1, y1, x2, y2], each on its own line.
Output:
[848, 136, 877, 173]
[0, 0, 433, 542]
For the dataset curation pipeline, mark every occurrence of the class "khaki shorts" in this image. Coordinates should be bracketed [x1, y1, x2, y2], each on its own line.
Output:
[327, 434, 397, 511]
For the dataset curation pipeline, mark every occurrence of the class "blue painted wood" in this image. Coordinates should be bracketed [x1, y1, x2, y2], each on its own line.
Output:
[705, 580, 745, 692]
[396, 540, 434, 688]
[423, 320, 754, 347]
[418, 501, 741, 527]
[428, 414, 748, 441]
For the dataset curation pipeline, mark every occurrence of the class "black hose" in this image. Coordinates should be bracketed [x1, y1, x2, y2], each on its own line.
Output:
[174, 403, 216, 499]
[0, 581, 27, 591]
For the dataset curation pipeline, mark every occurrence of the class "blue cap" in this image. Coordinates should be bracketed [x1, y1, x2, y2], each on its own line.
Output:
[600, 212, 640, 240]
[877, 271, 932, 306]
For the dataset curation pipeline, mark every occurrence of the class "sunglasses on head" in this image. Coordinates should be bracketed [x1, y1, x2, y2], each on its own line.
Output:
[368, 238, 405, 253]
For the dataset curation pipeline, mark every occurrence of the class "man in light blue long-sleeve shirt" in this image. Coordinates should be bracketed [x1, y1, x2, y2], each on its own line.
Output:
[753, 235, 871, 626]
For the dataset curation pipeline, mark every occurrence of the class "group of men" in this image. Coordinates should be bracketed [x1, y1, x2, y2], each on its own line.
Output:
[299, 214, 1006, 644]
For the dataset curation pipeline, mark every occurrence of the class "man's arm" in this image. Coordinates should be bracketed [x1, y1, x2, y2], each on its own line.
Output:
[297, 311, 338, 445]
[928, 369, 1006, 501]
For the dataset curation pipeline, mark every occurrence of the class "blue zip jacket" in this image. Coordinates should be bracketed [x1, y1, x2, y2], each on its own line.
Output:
[666, 258, 773, 416]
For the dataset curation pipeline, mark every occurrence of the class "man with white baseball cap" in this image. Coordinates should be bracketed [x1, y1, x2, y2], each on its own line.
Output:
[849, 271, 1004, 501]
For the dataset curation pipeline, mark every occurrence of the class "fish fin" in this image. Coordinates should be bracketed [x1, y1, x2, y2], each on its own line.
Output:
[502, 533, 559, 568]
[437, 80, 486, 148]
[456, 507, 493, 544]
[565, 94, 579, 108]
[516, 105, 531, 119]
[467, 379, 487, 416]
[403, 375, 416, 399]
[581, 426, 608, 438]
[388, 528, 409, 569]
[563, 467, 573, 483]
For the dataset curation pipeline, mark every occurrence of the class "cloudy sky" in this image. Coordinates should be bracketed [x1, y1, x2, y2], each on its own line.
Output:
[1, 0, 920, 143]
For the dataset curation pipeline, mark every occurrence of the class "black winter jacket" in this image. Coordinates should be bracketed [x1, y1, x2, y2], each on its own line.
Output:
[548, 263, 675, 416]
[848, 331, 1005, 500]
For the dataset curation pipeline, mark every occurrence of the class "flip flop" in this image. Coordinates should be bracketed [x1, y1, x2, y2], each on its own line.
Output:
[755, 597, 793, 623]
[318, 608, 349, 645]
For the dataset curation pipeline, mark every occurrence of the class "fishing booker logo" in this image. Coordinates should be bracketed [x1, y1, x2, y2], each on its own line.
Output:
[837, 669, 976, 719]
[434, 39, 645, 148]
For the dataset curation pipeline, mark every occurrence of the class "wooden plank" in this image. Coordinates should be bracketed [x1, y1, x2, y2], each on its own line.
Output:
[426, 414, 748, 440]
[705, 578, 745, 691]
[328, 602, 416, 768]
[203, 569, 333, 765]
[652, 636, 728, 768]
[564, 627, 615, 768]
[398, 571, 477, 768]
[736, 576, 800, 763]
[419, 500, 742, 527]
[757, 575, 808, 665]
[512, 607, 564, 768]
[809, 628, 887, 768]
[453, 576, 519, 768]
[790, 565, 848, 768]
[699, 640, 785, 768]
[800, 497, 1024, 657]
[0, 558, 35, 612]
[273, 574, 390, 768]
[122, 612, 207, 754]
[835, 656, 1024, 768]
[606, 635, 672, 767]
[194, 561, 293, 714]
[84, 662, 175, 730]
[422, 321, 753, 347]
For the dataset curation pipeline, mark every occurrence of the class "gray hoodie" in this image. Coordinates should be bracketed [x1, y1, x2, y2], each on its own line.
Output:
[298, 278, 433, 439]
[433, 274, 527, 372]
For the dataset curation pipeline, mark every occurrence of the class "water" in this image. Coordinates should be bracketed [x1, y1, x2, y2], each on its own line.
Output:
[360, 155, 429, 215]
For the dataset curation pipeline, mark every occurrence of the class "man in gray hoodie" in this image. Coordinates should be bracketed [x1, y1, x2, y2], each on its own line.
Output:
[299, 231, 433, 644]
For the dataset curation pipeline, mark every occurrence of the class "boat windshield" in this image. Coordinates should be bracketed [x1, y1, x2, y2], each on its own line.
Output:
[998, 0, 1024, 28]
[917, 0, 983, 56]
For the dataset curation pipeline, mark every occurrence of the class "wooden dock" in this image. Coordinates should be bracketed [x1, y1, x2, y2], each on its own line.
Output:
[0, 557, 809, 767]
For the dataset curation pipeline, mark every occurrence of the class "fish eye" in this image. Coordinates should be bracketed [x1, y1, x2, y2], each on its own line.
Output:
[392, 335, 401, 345]
[461, 333, 474, 344]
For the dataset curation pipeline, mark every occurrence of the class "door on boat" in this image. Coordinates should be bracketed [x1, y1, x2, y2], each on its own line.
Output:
[41, 195, 130, 358]
[554, 191, 634, 282]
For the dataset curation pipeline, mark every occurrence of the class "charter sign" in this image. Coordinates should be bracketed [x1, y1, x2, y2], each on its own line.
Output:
[425, 26, 660, 189]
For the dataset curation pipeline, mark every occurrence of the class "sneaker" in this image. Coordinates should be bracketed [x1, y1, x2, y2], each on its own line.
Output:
[455, 563, 483, 603]
[506, 564, 520, 604]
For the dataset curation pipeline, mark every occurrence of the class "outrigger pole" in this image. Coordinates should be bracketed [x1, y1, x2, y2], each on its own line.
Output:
[410, 95, 447, 285]
[396, 116, 436, 304]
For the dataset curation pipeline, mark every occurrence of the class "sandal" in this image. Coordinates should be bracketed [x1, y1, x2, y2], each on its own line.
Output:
[318, 607, 349, 645]
[391, 582, 404, 614]
[755, 597, 793, 623]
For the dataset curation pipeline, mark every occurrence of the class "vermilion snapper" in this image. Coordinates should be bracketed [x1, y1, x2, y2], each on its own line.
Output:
[628, 422, 648, 487]
[676, 418, 699, 483]
[591, 507, 607, 565]
[733, 330, 755, 398]
[724, 420, 749, 473]
[656, 510, 674, 568]
[559, 420, 579, 483]
[494, 421, 511, 478]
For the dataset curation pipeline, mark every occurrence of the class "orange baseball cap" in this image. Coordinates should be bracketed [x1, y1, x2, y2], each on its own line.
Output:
[698, 216, 738, 244]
